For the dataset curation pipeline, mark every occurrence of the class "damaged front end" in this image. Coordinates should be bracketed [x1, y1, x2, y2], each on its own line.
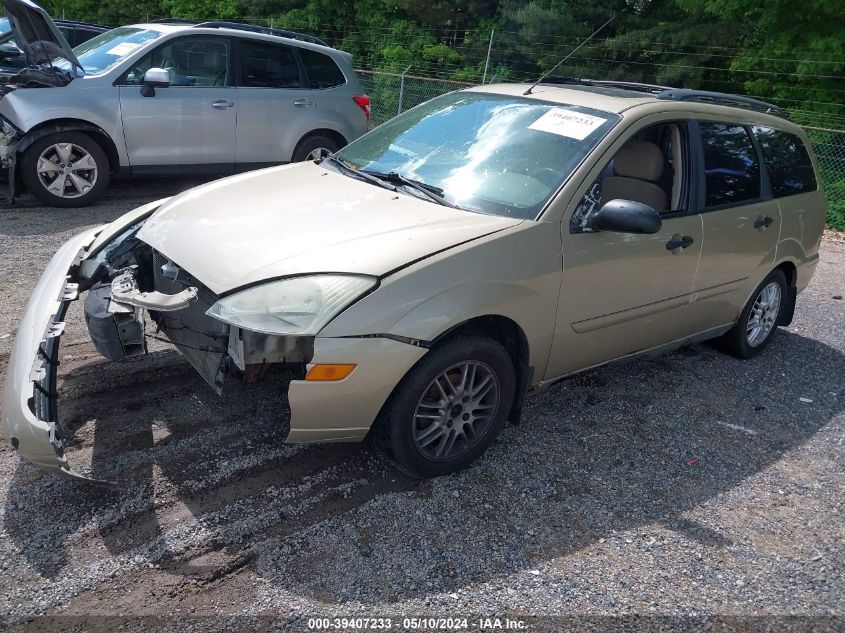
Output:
[3, 208, 315, 482]
[0, 110, 21, 200]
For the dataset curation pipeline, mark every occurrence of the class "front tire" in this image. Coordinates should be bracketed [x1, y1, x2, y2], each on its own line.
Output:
[720, 269, 788, 359]
[20, 132, 110, 208]
[374, 335, 516, 478]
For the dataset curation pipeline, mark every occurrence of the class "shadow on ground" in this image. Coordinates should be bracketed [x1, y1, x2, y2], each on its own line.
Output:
[3, 330, 843, 603]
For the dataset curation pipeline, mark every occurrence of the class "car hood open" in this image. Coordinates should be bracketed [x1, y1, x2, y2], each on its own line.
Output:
[0, 0, 81, 72]
[137, 162, 523, 295]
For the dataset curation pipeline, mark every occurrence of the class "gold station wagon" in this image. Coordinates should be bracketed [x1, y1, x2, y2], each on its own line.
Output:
[4, 79, 826, 481]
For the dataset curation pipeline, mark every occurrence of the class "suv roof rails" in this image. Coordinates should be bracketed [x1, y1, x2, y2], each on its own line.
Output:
[149, 18, 198, 24]
[656, 89, 789, 119]
[535, 77, 673, 94]
[192, 21, 330, 47]
[532, 77, 790, 119]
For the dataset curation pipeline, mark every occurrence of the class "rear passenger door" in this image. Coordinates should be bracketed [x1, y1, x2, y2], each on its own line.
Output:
[233, 38, 317, 165]
[684, 120, 781, 333]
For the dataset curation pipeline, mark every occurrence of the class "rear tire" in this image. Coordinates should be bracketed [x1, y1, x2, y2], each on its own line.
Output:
[374, 335, 516, 478]
[292, 135, 340, 162]
[20, 132, 110, 208]
[719, 269, 788, 359]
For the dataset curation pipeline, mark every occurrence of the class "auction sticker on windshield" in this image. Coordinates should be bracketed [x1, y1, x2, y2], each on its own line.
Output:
[106, 42, 141, 56]
[528, 108, 607, 140]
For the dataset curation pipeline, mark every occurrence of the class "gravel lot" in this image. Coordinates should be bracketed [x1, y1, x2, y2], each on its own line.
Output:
[0, 180, 843, 631]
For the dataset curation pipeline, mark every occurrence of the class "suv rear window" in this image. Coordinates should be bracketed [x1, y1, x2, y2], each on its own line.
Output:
[752, 126, 817, 197]
[299, 47, 345, 88]
[700, 123, 760, 207]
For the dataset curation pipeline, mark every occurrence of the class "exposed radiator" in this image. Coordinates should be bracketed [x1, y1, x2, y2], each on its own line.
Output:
[152, 251, 228, 393]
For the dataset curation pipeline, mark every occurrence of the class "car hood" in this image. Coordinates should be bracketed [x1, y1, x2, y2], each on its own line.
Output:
[0, 0, 81, 72]
[137, 162, 523, 295]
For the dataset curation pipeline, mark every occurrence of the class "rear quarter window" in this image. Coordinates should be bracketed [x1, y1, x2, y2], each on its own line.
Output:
[752, 126, 817, 197]
[299, 47, 345, 88]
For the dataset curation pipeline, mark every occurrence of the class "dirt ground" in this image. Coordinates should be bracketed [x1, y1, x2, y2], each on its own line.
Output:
[0, 179, 843, 631]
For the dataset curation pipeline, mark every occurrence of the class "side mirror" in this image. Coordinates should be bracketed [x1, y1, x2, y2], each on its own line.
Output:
[587, 199, 662, 234]
[0, 42, 22, 60]
[140, 68, 170, 97]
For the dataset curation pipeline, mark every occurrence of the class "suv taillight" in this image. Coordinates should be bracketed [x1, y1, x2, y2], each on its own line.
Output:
[353, 95, 371, 122]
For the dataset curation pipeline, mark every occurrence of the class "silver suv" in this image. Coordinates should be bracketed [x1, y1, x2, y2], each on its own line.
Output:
[0, 0, 370, 207]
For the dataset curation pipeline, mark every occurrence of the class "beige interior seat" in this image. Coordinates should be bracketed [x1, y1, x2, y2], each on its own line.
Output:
[600, 140, 668, 211]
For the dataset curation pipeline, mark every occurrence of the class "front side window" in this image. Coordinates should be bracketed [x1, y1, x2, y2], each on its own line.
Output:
[72, 27, 163, 75]
[752, 126, 817, 197]
[239, 39, 300, 88]
[570, 122, 687, 233]
[299, 47, 345, 88]
[123, 37, 230, 87]
[700, 122, 761, 207]
[335, 92, 619, 219]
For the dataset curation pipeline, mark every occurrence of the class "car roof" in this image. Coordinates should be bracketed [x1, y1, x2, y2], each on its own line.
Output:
[469, 82, 803, 133]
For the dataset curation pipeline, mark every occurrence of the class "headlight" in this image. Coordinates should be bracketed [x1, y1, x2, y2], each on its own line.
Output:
[206, 274, 377, 336]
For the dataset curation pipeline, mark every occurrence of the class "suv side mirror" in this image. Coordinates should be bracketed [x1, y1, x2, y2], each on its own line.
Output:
[140, 68, 170, 97]
[0, 42, 22, 60]
[587, 199, 662, 234]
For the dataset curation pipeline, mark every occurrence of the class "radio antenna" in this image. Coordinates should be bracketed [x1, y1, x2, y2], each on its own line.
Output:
[523, 17, 615, 95]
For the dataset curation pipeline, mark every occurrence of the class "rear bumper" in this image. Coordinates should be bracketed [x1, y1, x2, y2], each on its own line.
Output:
[287, 337, 427, 443]
[2, 228, 101, 480]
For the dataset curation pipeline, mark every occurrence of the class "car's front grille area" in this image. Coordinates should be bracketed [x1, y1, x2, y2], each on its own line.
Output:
[152, 251, 229, 393]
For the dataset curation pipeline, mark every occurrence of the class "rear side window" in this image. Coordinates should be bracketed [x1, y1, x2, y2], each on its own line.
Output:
[299, 47, 345, 88]
[700, 123, 761, 207]
[752, 126, 817, 197]
[239, 39, 301, 88]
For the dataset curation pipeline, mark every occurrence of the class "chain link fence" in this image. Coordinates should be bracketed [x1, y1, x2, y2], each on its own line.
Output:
[356, 71, 845, 229]
[804, 127, 845, 230]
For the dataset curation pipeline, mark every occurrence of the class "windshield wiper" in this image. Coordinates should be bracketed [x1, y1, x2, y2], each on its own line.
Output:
[362, 170, 458, 209]
[321, 155, 397, 192]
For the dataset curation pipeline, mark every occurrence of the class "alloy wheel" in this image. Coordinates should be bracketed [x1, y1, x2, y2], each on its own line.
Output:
[306, 147, 333, 161]
[36, 143, 98, 199]
[412, 360, 500, 461]
[746, 281, 781, 347]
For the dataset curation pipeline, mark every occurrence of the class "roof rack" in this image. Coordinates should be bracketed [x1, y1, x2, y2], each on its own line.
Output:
[192, 21, 330, 47]
[656, 89, 788, 119]
[149, 18, 198, 24]
[535, 77, 673, 94]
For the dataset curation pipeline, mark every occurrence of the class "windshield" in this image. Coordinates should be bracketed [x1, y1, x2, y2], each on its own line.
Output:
[0, 17, 10, 35]
[66, 27, 162, 74]
[335, 92, 619, 219]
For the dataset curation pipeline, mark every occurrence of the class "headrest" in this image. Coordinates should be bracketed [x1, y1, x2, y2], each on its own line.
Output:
[613, 140, 664, 182]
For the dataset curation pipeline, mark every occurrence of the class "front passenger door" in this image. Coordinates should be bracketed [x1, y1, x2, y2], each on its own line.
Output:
[548, 121, 703, 378]
[118, 36, 237, 171]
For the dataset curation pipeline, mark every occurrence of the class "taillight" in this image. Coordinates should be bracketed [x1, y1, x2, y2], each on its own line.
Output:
[353, 95, 371, 122]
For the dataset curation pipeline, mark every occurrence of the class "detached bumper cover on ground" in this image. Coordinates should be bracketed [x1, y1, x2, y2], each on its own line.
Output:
[2, 227, 101, 479]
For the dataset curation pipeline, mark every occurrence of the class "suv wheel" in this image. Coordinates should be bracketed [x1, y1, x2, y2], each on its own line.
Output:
[374, 335, 516, 478]
[20, 132, 110, 208]
[292, 135, 340, 162]
[719, 269, 788, 359]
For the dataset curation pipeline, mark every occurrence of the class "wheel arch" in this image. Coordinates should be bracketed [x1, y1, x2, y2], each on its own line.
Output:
[429, 314, 533, 424]
[18, 119, 121, 173]
[292, 128, 348, 158]
[773, 260, 798, 326]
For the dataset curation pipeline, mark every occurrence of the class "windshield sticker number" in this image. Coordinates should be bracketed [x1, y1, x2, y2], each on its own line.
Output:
[529, 108, 607, 140]
[106, 42, 140, 57]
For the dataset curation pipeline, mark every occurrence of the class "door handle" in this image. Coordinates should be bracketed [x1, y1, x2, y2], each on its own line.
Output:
[754, 215, 774, 229]
[666, 235, 694, 251]
[293, 98, 313, 107]
[211, 99, 234, 109]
